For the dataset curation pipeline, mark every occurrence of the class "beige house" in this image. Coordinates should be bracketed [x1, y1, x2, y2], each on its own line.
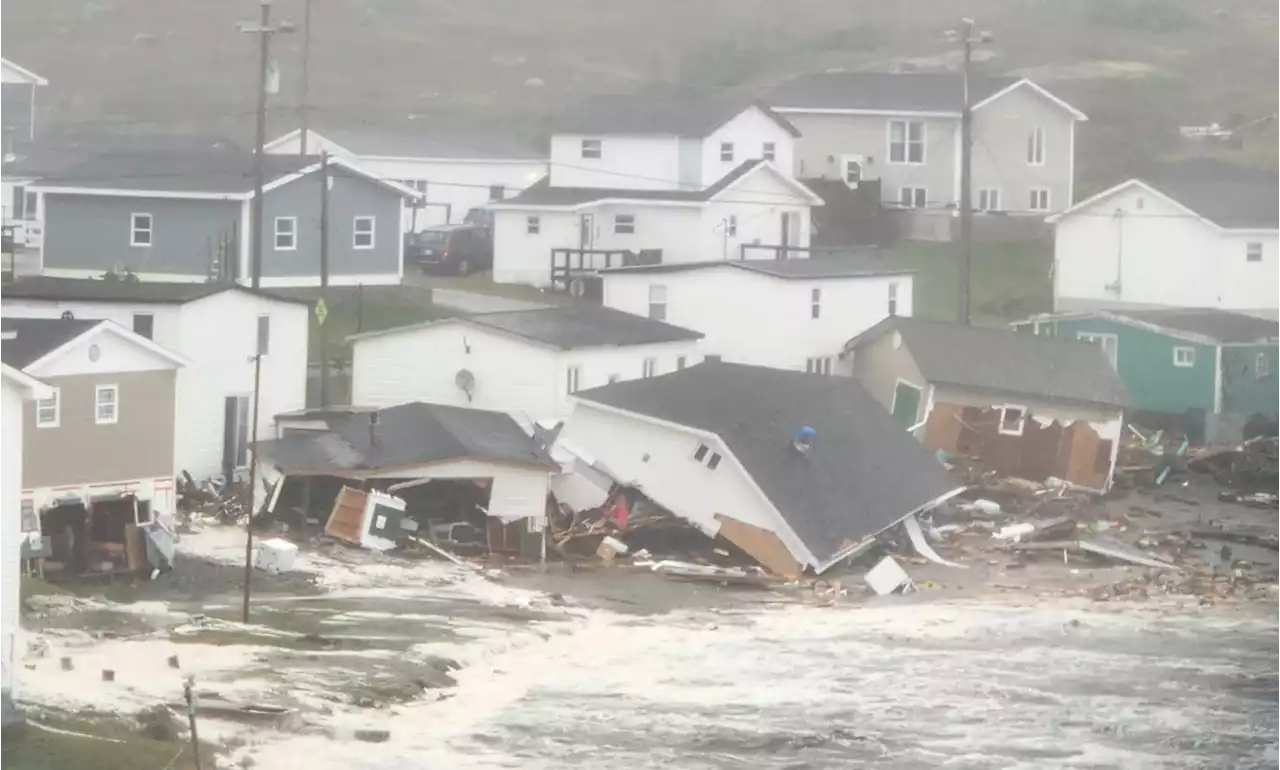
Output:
[769, 72, 1087, 240]
[1, 317, 187, 577]
[843, 316, 1127, 492]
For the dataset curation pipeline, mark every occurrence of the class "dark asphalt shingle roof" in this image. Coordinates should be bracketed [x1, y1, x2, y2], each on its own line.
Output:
[770, 71, 1018, 112]
[574, 362, 960, 566]
[1, 318, 101, 368]
[854, 317, 1128, 408]
[33, 149, 315, 193]
[1148, 176, 1279, 229]
[601, 253, 914, 280]
[314, 124, 544, 160]
[552, 86, 799, 138]
[503, 159, 769, 206]
[257, 402, 556, 474]
[2, 277, 310, 306]
[463, 305, 703, 349]
[1113, 309, 1279, 343]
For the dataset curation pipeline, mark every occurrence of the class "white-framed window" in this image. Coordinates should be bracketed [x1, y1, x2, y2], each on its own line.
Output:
[526, 216, 541, 235]
[805, 357, 832, 375]
[614, 214, 635, 235]
[35, 388, 59, 428]
[811, 287, 821, 319]
[1246, 242, 1263, 262]
[726, 215, 738, 236]
[1026, 126, 1045, 165]
[843, 156, 863, 186]
[581, 139, 602, 159]
[1077, 331, 1119, 370]
[642, 358, 657, 378]
[488, 184, 505, 201]
[257, 315, 270, 356]
[888, 282, 899, 316]
[676, 356, 687, 370]
[1256, 352, 1270, 379]
[762, 142, 776, 161]
[720, 142, 734, 162]
[978, 188, 1001, 212]
[1173, 346, 1196, 368]
[1029, 188, 1051, 212]
[353, 216, 375, 249]
[566, 365, 581, 394]
[130, 213, 153, 247]
[274, 216, 297, 250]
[95, 384, 118, 425]
[648, 284, 667, 320]
[888, 119, 925, 164]
[997, 405, 1026, 436]
[899, 186, 927, 209]
[691, 443, 721, 470]
[707, 452, 722, 470]
[403, 179, 428, 194]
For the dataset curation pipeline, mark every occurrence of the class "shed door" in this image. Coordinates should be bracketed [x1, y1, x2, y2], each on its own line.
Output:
[891, 382, 923, 429]
[487, 472, 548, 522]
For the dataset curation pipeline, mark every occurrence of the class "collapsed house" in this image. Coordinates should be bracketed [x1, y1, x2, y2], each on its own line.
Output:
[554, 361, 963, 576]
[257, 402, 558, 560]
[844, 316, 1129, 492]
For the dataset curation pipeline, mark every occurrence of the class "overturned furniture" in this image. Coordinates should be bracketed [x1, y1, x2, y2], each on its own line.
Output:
[257, 402, 559, 560]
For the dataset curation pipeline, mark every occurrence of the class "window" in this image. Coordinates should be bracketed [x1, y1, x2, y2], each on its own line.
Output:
[274, 216, 297, 250]
[353, 216, 375, 249]
[566, 366, 581, 394]
[403, 180, 428, 194]
[805, 357, 832, 375]
[693, 444, 709, 462]
[257, 315, 270, 356]
[130, 213, 153, 247]
[132, 313, 154, 340]
[35, 388, 59, 428]
[720, 142, 734, 162]
[726, 215, 738, 236]
[707, 452, 722, 470]
[95, 385, 118, 425]
[488, 185, 505, 201]
[762, 142, 776, 161]
[888, 282, 899, 316]
[1029, 188, 1051, 212]
[642, 358, 656, 378]
[581, 139, 602, 159]
[614, 214, 635, 235]
[1026, 126, 1045, 165]
[997, 405, 1026, 436]
[648, 284, 667, 320]
[899, 187, 927, 209]
[843, 156, 863, 186]
[888, 119, 925, 164]
[704, 354, 722, 363]
[978, 188, 1001, 212]
[22, 189, 38, 221]
[1246, 242, 1263, 262]
[526, 216, 541, 235]
[1077, 332, 1119, 370]
[1173, 346, 1196, 368]
[811, 287, 821, 319]
[1256, 352, 1270, 380]
[676, 356, 687, 370]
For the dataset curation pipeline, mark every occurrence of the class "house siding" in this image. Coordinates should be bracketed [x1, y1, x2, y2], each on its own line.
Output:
[42, 194, 241, 278]
[1, 82, 34, 148]
[549, 135, 681, 190]
[701, 107, 796, 189]
[1221, 343, 1279, 422]
[846, 328, 929, 419]
[970, 85, 1073, 214]
[258, 166, 402, 280]
[23, 369, 177, 489]
[2, 380, 26, 696]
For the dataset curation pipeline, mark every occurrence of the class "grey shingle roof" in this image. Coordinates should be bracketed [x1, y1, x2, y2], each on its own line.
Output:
[552, 86, 799, 138]
[854, 316, 1128, 408]
[315, 124, 543, 160]
[770, 71, 1018, 112]
[601, 253, 914, 280]
[503, 159, 769, 206]
[1149, 175, 1279, 229]
[573, 362, 960, 566]
[34, 148, 315, 193]
[256, 402, 556, 474]
[1114, 309, 1279, 343]
[465, 306, 703, 349]
[2, 277, 309, 306]
[1, 318, 101, 368]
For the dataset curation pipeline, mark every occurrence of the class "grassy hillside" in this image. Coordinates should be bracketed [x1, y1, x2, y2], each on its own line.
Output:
[4, 0, 1277, 187]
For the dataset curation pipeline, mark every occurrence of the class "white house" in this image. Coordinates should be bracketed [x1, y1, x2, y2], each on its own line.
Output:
[1, 360, 51, 721]
[600, 254, 914, 373]
[1048, 173, 1279, 314]
[1, 278, 310, 480]
[264, 125, 547, 231]
[556, 361, 963, 576]
[349, 305, 703, 425]
[489, 88, 823, 287]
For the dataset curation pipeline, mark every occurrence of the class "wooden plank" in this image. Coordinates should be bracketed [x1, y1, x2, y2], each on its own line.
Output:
[324, 486, 368, 545]
[713, 514, 802, 578]
[123, 523, 144, 571]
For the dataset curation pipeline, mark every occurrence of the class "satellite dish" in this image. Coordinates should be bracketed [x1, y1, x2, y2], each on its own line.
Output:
[568, 278, 586, 299]
[454, 369, 476, 402]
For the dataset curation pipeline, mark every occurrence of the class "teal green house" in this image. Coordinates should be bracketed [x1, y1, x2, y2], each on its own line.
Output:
[1012, 308, 1277, 442]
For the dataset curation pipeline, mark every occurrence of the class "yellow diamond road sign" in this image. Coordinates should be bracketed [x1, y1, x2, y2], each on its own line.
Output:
[314, 298, 329, 326]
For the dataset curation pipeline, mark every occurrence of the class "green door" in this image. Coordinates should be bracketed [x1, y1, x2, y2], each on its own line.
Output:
[891, 382, 922, 429]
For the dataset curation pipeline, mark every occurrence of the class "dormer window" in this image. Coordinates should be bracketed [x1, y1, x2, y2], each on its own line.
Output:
[581, 139, 602, 159]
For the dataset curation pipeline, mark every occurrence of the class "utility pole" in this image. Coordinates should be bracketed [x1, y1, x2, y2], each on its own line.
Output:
[299, 0, 313, 155]
[237, 0, 293, 623]
[319, 151, 331, 407]
[947, 18, 991, 326]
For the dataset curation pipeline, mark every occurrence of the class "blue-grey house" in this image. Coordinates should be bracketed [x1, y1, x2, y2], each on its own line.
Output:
[32, 149, 420, 287]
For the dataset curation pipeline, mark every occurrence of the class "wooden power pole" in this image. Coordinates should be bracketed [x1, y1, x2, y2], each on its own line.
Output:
[319, 152, 331, 407]
[949, 18, 990, 326]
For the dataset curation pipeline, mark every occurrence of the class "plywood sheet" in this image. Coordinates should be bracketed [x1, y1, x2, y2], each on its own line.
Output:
[713, 514, 802, 578]
[923, 402, 965, 453]
[325, 486, 368, 546]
